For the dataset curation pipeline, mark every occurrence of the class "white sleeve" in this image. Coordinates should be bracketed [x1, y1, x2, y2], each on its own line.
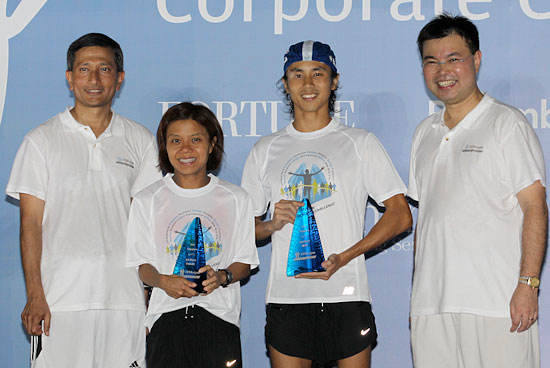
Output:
[241, 146, 270, 217]
[6, 135, 48, 201]
[131, 136, 162, 197]
[501, 120, 546, 194]
[230, 191, 260, 269]
[126, 196, 158, 269]
[362, 133, 407, 205]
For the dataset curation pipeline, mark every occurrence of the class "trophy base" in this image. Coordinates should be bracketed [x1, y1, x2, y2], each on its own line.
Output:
[288, 266, 326, 277]
[191, 272, 207, 294]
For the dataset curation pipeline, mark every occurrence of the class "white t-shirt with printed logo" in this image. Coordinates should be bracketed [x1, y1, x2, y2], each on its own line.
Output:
[6, 108, 161, 312]
[408, 94, 546, 317]
[126, 174, 260, 329]
[241, 119, 406, 304]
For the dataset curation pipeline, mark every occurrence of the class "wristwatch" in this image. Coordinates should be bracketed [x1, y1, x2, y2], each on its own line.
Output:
[519, 276, 540, 289]
[220, 269, 233, 288]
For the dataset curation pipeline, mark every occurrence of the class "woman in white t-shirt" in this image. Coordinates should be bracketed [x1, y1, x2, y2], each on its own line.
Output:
[126, 102, 259, 368]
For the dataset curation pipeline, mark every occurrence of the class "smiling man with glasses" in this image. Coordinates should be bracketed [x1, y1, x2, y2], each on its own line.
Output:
[408, 14, 547, 368]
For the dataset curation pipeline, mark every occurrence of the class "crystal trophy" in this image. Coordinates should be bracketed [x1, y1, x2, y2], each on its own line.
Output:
[286, 198, 325, 276]
[173, 217, 207, 293]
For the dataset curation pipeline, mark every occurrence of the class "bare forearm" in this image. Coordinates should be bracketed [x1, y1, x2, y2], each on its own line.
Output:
[19, 194, 50, 335]
[520, 201, 548, 276]
[516, 181, 548, 277]
[139, 264, 163, 288]
[341, 194, 412, 265]
[20, 225, 45, 298]
[255, 217, 277, 241]
[19, 194, 46, 299]
[225, 262, 251, 285]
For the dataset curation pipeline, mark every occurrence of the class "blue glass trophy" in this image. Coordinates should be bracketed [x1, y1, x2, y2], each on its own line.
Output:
[286, 198, 325, 276]
[173, 217, 207, 293]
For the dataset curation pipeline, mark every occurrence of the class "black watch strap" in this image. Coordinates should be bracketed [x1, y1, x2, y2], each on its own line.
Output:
[220, 268, 233, 288]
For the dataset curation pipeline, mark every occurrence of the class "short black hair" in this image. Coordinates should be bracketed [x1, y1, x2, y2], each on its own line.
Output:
[278, 69, 340, 118]
[417, 13, 479, 57]
[67, 33, 124, 72]
[157, 102, 224, 173]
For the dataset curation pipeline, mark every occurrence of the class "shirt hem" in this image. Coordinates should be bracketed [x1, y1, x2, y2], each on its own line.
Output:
[410, 307, 510, 318]
[266, 296, 371, 305]
[146, 304, 240, 329]
[50, 303, 146, 313]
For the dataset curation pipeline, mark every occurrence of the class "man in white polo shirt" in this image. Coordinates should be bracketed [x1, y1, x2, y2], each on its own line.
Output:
[408, 14, 547, 368]
[6, 33, 160, 368]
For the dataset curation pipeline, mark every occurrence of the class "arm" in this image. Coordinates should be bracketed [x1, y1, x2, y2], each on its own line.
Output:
[139, 263, 199, 299]
[200, 262, 251, 294]
[254, 199, 304, 241]
[311, 167, 325, 175]
[19, 193, 50, 336]
[509, 180, 548, 332]
[297, 193, 412, 280]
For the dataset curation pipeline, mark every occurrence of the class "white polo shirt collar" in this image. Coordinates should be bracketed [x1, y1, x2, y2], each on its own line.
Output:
[431, 93, 491, 131]
[60, 107, 121, 140]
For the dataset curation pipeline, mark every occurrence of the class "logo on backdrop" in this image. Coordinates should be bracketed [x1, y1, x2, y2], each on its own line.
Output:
[158, 100, 355, 137]
[165, 210, 222, 261]
[157, 0, 550, 35]
[0, 0, 47, 127]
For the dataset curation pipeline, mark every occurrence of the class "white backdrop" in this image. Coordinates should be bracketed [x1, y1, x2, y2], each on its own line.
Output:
[1, 1, 549, 367]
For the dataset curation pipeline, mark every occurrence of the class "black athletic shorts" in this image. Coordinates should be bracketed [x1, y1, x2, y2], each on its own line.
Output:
[265, 301, 377, 364]
[146, 305, 242, 368]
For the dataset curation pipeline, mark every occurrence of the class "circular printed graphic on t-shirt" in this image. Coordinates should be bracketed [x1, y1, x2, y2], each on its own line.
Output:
[280, 151, 336, 205]
[165, 209, 222, 261]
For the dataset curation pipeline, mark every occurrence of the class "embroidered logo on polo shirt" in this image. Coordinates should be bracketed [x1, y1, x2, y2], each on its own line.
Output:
[129, 361, 141, 368]
[116, 157, 135, 168]
[462, 144, 484, 153]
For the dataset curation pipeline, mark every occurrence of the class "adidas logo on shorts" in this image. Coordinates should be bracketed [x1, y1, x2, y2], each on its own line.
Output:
[129, 361, 141, 368]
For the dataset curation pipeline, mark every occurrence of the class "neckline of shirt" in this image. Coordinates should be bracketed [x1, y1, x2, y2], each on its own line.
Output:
[434, 93, 492, 131]
[61, 107, 116, 138]
[164, 173, 218, 197]
[286, 118, 338, 139]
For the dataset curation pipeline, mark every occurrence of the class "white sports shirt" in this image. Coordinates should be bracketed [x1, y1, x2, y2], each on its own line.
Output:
[126, 174, 260, 328]
[242, 119, 407, 304]
[6, 108, 161, 312]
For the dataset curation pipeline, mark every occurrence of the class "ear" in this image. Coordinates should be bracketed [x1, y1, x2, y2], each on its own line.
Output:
[116, 71, 125, 91]
[282, 77, 289, 94]
[65, 70, 73, 91]
[331, 73, 340, 91]
[209, 136, 217, 154]
[473, 50, 482, 74]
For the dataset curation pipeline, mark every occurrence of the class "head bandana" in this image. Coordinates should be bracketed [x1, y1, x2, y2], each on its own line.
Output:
[283, 40, 337, 74]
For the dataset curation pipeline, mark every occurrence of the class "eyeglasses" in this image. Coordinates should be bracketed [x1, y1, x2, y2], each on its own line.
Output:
[422, 54, 474, 72]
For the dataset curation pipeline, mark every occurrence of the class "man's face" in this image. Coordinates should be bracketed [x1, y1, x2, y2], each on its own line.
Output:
[422, 33, 481, 107]
[283, 60, 339, 116]
[65, 46, 124, 110]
